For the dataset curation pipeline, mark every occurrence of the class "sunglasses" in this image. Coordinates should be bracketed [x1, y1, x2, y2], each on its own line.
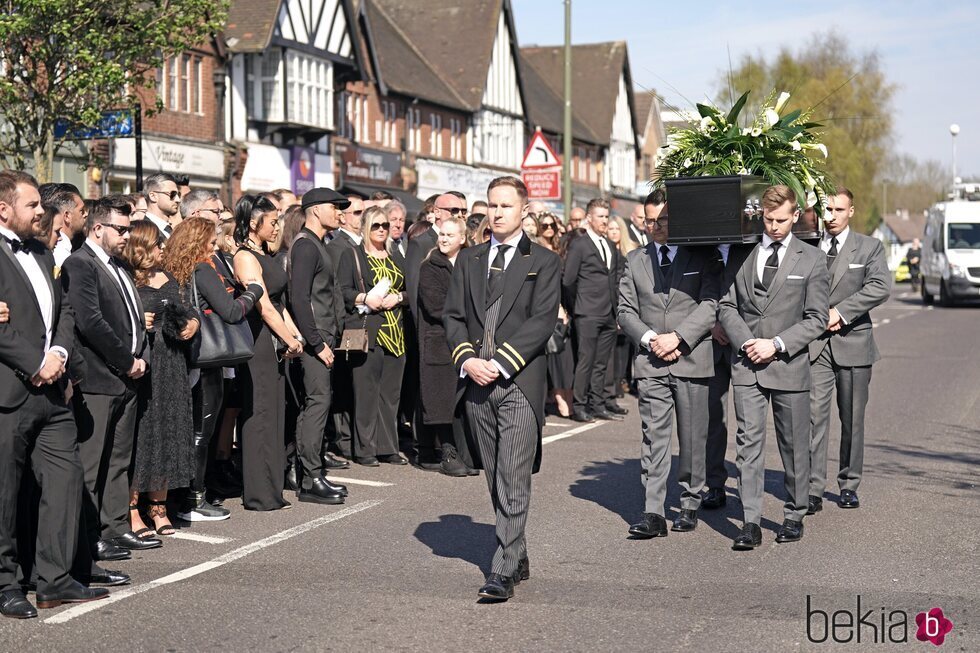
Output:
[540, 222, 555, 229]
[438, 206, 467, 216]
[99, 222, 133, 235]
[370, 222, 390, 231]
[348, 209, 364, 216]
[152, 189, 180, 201]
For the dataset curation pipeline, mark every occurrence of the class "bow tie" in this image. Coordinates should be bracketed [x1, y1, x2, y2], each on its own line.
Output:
[3, 235, 37, 254]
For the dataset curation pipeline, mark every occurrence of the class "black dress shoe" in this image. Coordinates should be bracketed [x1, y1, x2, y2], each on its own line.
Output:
[377, 454, 408, 465]
[322, 475, 348, 496]
[807, 495, 823, 515]
[839, 489, 860, 509]
[112, 531, 163, 551]
[570, 409, 595, 423]
[353, 456, 380, 467]
[591, 408, 624, 421]
[731, 523, 763, 550]
[298, 477, 346, 505]
[0, 589, 36, 619]
[88, 569, 131, 587]
[511, 557, 530, 585]
[36, 581, 109, 609]
[671, 509, 698, 532]
[322, 453, 350, 470]
[285, 465, 300, 492]
[775, 518, 805, 543]
[702, 487, 727, 509]
[627, 513, 668, 539]
[604, 402, 629, 415]
[477, 573, 514, 601]
[93, 539, 132, 561]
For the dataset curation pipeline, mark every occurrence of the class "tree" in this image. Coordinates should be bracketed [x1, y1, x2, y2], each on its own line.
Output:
[879, 154, 948, 216]
[717, 33, 895, 233]
[0, 0, 228, 182]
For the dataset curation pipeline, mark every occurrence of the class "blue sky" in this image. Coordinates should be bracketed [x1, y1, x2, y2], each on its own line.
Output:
[511, 0, 980, 178]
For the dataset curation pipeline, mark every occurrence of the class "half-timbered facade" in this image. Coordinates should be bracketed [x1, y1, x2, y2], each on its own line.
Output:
[472, 9, 526, 172]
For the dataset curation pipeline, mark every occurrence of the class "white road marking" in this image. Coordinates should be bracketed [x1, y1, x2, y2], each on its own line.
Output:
[326, 476, 395, 487]
[542, 422, 602, 444]
[168, 532, 233, 545]
[44, 500, 383, 624]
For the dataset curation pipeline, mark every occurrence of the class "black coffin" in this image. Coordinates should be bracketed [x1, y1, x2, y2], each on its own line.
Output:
[665, 175, 820, 245]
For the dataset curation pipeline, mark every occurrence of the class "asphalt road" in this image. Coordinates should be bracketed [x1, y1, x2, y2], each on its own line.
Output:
[3, 285, 978, 652]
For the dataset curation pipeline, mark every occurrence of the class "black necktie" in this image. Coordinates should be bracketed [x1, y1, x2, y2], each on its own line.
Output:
[762, 242, 782, 289]
[826, 237, 838, 269]
[164, 224, 173, 236]
[659, 244, 671, 277]
[110, 258, 142, 347]
[487, 244, 510, 301]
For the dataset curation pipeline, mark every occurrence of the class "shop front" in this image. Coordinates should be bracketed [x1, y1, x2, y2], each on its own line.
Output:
[415, 158, 500, 206]
[336, 143, 421, 213]
[109, 137, 226, 193]
[240, 143, 334, 195]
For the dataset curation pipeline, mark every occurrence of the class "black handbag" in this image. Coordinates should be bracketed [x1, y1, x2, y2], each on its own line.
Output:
[189, 271, 256, 369]
[546, 321, 569, 355]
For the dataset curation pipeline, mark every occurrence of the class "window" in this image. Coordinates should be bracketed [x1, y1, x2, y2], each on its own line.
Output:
[285, 51, 331, 128]
[194, 58, 203, 114]
[379, 100, 397, 148]
[576, 147, 586, 181]
[167, 57, 178, 110]
[181, 55, 192, 112]
[430, 113, 442, 156]
[449, 118, 462, 159]
[406, 107, 421, 152]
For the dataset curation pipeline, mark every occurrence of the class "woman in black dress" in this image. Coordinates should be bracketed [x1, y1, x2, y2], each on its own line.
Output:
[338, 206, 408, 466]
[122, 221, 199, 537]
[232, 195, 303, 511]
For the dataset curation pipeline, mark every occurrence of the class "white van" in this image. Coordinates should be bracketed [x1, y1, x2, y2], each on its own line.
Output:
[921, 188, 980, 306]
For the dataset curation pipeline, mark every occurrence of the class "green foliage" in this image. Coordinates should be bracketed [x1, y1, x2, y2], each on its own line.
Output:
[714, 33, 895, 234]
[653, 89, 835, 212]
[0, 0, 229, 180]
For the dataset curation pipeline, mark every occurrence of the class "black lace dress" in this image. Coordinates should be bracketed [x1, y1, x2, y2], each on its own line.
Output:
[132, 274, 196, 492]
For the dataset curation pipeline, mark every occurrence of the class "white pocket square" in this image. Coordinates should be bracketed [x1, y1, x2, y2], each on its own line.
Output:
[787, 274, 804, 280]
[848, 263, 865, 269]
[683, 271, 699, 276]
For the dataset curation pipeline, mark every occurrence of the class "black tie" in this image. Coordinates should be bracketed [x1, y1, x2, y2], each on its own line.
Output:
[598, 239, 608, 267]
[3, 235, 34, 254]
[164, 224, 173, 236]
[110, 258, 142, 348]
[826, 237, 838, 269]
[762, 242, 782, 289]
[659, 245, 671, 277]
[487, 244, 510, 301]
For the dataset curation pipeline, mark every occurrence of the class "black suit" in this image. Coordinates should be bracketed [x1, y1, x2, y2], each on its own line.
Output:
[0, 236, 82, 595]
[62, 242, 145, 541]
[444, 233, 560, 577]
[562, 231, 621, 414]
[323, 230, 359, 456]
[401, 228, 437, 457]
[626, 222, 648, 247]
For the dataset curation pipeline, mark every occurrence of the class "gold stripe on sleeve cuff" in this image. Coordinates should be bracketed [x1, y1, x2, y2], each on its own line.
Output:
[501, 342, 525, 367]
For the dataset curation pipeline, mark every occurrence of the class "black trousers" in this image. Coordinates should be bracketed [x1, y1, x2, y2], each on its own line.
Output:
[191, 368, 224, 493]
[350, 347, 406, 459]
[0, 389, 81, 594]
[327, 356, 354, 458]
[296, 351, 332, 486]
[75, 388, 138, 540]
[572, 315, 618, 413]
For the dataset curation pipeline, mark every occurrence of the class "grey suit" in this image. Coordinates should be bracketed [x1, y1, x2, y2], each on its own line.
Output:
[808, 232, 891, 496]
[618, 244, 719, 515]
[718, 236, 830, 524]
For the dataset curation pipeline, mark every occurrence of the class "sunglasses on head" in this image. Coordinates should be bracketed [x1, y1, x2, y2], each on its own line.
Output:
[370, 222, 390, 231]
[99, 222, 132, 235]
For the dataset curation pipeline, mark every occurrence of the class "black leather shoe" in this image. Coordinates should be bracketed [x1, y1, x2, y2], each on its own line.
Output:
[570, 409, 595, 423]
[731, 523, 763, 550]
[702, 487, 727, 509]
[512, 557, 530, 585]
[111, 531, 163, 551]
[439, 445, 470, 477]
[775, 518, 805, 543]
[839, 489, 860, 509]
[628, 513, 668, 539]
[36, 581, 109, 609]
[298, 477, 346, 505]
[353, 456, 380, 467]
[322, 475, 348, 496]
[671, 509, 698, 532]
[88, 569, 131, 587]
[378, 454, 408, 465]
[322, 453, 350, 470]
[592, 408, 624, 421]
[477, 573, 514, 601]
[0, 589, 36, 619]
[93, 539, 131, 561]
[604, 402, 629, 415]
[285, 464, 300, 492]
[807, 495, 823, 515]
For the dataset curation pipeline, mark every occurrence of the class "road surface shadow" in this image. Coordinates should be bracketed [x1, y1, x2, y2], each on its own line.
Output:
[414, 514, 496, 575]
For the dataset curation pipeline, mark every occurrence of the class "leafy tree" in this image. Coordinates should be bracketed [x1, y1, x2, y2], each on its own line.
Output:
[717, 33, 895, 233]
[879, 154, 948, 216]
[0, 0, 228, 182]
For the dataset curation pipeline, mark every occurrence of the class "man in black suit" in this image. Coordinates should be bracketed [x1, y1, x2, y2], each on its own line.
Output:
[142, 172, 181, 239]
[562, 198, 626, 422]
[444, 177, 560, 602]
[0, 171, 107, 618]
[288, 188, 351, 505]
[387, 200, 408, 264]
[62, 196, 161, 555]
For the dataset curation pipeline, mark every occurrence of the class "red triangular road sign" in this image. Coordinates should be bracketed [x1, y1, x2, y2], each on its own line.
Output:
[521, 130, 562, 169]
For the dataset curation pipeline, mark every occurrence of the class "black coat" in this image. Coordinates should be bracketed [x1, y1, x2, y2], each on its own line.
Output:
[417, 249, 456, 424]
[561, 231, 621, 319]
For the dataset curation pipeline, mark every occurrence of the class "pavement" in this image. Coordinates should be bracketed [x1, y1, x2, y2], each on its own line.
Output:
[2, 285, 978, 651]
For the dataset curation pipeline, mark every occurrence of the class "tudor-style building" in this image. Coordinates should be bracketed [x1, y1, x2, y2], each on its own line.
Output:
[224, 0, 364, 195]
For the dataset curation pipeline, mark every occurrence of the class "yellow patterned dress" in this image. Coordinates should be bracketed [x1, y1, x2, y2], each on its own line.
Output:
[366, 253, 405, 356]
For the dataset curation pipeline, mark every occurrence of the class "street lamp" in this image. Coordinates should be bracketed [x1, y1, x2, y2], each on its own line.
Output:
[950, 123, 960, 189]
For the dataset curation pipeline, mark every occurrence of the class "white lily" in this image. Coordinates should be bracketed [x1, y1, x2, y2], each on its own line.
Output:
[774, 91, 791, 113]
[683, 158, 693, 169]
[741, 127, 752, 136]
[764, 108, 780, 128]
[738, 168, 750, 175]
[801, 142, 829, 158]
[790, 140, 802, 151]
[806, 191, 818, 208]
[700, 116, 714, 132]
[750, 127, 762, 137]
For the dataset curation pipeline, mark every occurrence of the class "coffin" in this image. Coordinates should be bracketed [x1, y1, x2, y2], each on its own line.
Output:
[665, 175, 821, 245]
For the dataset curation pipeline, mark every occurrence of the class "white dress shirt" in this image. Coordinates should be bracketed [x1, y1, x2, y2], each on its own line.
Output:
[820, 226, 849, 254]
[586, 228, 613, 269]
[145, 212, 172, 239]
[756, 232, 794, 284]
[53, 231, 73, 267]
[0, 225, 67, 372]
[640, 242, 678, 349]
[338, 228, 362, 245]
[85, 239, 140, 354]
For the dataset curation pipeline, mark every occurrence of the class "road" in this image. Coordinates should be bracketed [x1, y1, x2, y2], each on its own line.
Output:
[3, 286, 978, 651]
